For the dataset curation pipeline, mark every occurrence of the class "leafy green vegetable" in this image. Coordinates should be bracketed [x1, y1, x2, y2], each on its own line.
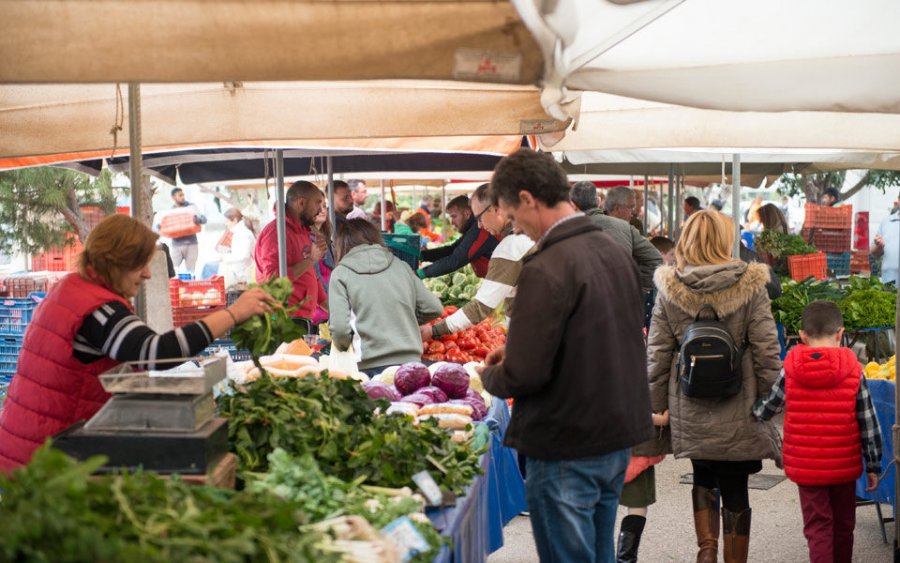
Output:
[217, 373, 485, 495]
[756, 230, 818, 258]
[231, 277, 307, 364]
[0, 444, 339, 563]
[772, 275, 897, 334]
[249, 449, 446, 562]
[838, 289, 897, 330]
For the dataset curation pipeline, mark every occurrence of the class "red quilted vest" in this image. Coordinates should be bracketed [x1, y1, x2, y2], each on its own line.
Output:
[0, 273, 130, 472]
[782, 345, 862, 486]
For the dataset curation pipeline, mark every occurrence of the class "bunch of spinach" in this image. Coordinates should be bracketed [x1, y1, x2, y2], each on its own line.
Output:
[756, 231, 818, 258]
[231, 277, 307, 364]
[771, 278, 846, 335]
[0, 444, 340, 563]
[217, 374, 485, 496]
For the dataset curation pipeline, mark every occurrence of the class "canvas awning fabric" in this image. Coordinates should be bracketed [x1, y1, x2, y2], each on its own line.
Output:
[0, 0, 543, 85]
[0, 82, 566, 170]
[514, 0, 900, 119]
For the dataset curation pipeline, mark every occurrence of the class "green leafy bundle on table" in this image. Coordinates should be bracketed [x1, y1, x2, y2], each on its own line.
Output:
[756, 230, 818, 259]
[424, 264, 482, 306]
[839, 289, 897, 330]
[0, 445, 338, 563]
[249, 449, 445, 562]
[217, 374, 484, 495]
[232, 277, 306, 363]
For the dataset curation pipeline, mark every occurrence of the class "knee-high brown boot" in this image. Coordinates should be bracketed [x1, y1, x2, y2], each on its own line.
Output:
[692, 486, 720, 563]
[722, 508, 751, 563]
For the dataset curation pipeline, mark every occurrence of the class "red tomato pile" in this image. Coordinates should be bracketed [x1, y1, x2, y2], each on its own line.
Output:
[422, 306, 507, 363]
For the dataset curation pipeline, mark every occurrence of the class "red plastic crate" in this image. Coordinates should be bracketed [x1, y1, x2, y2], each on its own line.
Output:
[160, 211, 202, 239]
[850, 250, 871, 274]
[803, 203, 853, 230]
[854, 211, 869, 251]
[802, 228, 852, 253]
[173, 305, 224, 328]
[31, 236, 83, 272]
[788, 252, 828, 281]
[7, 275, 49, 298]
[169, 276, 225, 308]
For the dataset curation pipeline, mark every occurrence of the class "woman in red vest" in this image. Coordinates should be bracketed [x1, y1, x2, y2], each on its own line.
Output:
[0, 215, 273, 472]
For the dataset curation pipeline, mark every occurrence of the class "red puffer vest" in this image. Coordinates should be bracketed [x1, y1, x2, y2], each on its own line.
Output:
[0, 273, 130, 472]
[783, 345, 862, 486]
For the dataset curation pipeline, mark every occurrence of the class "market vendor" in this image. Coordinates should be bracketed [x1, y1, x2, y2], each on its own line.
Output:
[417, 194, 499, 279]
[0, 215, 274, 472]
[254, 180, 328, 331]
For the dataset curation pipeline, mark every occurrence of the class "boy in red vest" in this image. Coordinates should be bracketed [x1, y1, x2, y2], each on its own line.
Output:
[752, 300, 882, 563]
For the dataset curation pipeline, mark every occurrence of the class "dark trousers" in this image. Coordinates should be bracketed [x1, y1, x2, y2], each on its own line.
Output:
[798, 481, 856, 563]
[691, 460, 751, 512]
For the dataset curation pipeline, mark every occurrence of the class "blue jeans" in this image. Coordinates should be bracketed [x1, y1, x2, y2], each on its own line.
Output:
[525, 449, 630, 563]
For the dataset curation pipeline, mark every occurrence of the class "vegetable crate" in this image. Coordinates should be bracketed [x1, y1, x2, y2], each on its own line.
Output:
[172, 305, 224, 328]
[4, 274, 60, 298]
[169, 276, 225, 308]
[802, 227, 852, 253]
[31, 234, 83, 272]
[159, 211, 202, 239]
[0, 335, 23, 378]
[0, 294, 43, 336]
[787, 252, 828, 282]
[803, 203, 853, 230]
[826, 252, 851, 277]
[383, 233, 421, 270]
[851, 250, 871, 274]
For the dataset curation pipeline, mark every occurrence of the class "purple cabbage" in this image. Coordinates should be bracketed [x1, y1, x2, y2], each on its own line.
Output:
[432, 363, 470, 399]
[451, 398, 487, 421]
[418, 385, 449, 404]
[401, 392, 435, 407]
[362, 380, 402, 402]
[394, 362, 431, 396]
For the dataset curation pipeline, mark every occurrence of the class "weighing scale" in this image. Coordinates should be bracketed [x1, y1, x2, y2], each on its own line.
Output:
[54, 356, 230, 474]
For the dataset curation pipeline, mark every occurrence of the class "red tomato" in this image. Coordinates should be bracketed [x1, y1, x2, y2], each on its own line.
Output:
[445, 349, 468, 363]
[443, 305, 459, 316]
[441, 333, 459, 342]
[444, 341, 459, 351]
[473, 345, 490, 357]
[428, 341, 446, 354]
[423, 353, 445, 362]
[458, 337, 477, 350]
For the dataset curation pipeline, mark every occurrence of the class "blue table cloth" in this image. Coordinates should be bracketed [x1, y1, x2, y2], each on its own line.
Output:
[856, 379, 896, 508]
[428, 398, 527, 563]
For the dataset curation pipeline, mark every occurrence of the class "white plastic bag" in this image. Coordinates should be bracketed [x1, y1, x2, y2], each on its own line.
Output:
[328, 344, 359, 375]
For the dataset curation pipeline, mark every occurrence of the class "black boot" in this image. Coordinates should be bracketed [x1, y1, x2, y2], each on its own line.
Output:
[616, 514, 647, 563]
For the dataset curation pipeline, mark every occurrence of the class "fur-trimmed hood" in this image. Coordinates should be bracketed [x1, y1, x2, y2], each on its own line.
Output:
[654, 260, 771, 318]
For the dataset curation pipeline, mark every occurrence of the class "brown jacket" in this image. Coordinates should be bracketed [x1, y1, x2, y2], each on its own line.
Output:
[647, 261, 783, 463]
[482, 215, 654, 461]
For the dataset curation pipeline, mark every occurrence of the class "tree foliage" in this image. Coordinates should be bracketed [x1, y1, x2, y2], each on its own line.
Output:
[777, 170, 900, 203]
[0, 167, 124, 255]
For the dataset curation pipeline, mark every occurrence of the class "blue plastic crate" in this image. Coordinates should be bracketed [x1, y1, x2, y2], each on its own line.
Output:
[826, 252, 851, 277]
[0, 294, 42, 336]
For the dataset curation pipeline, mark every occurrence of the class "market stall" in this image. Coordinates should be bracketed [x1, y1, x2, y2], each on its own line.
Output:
[856, 376, 897, 543]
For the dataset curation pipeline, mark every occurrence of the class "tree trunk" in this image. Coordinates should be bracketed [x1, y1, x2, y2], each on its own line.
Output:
[838, 171, 872, 202]
[61, 184, 90, 243]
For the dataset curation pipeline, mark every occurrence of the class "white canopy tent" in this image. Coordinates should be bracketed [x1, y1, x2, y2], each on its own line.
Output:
[514, 0, 900, 120]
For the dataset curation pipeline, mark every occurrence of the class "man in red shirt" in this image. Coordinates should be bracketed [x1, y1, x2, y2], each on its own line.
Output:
[254, 181, 328, 323]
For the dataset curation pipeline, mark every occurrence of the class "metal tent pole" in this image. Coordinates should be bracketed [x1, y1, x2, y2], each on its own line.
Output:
[327, 156, 336, 243]
[380, 180, 386, 231]
[732, 154, 741, 258]
[275, 150, 287, 277]
[127, 83, 147, 320]
[667, 165, 675, 237]
[643, 175, 649, 235]
[674, 169, 683, 238]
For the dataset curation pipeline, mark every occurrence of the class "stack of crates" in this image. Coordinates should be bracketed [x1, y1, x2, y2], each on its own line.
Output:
[801, 203, 853, 278]
[169, 276, 226, 327]
[0, 293, 43, 401]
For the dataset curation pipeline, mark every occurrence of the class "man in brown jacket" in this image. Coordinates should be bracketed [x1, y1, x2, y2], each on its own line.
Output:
[478, 149, 654, 563]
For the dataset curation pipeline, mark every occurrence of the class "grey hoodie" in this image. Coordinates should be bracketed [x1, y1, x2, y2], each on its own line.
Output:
[329, 244, 443, 370]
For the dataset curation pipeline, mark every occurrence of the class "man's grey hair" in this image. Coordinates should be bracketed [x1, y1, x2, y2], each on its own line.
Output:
[347, 179, 366, 193]
[604, 186, 635, 214]
[420, 194, 434, 205]
[570, 181, 599, 212]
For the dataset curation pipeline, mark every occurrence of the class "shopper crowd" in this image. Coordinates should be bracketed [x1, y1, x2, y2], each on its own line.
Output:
[1, 148, 886, 563]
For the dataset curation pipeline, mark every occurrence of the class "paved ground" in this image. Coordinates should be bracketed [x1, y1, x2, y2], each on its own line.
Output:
[489, 455, 894, 562]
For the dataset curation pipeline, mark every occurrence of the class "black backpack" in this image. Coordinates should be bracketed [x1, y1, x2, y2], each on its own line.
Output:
[677, 305, 744, 398]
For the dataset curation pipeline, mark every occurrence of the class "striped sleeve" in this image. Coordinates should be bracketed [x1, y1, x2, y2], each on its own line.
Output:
[433, 235, 534, 335]
[75, 301, 214, 369]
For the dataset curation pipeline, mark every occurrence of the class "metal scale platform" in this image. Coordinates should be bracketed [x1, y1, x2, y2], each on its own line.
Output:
[54, 356, 229, 474]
